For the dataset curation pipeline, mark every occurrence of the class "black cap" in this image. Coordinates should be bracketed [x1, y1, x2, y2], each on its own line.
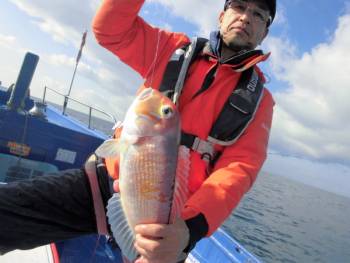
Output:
[224, 0, 277, 25]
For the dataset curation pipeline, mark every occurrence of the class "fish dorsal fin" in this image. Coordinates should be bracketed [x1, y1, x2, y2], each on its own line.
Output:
[170, 145, 190, 223]
[107, 193, 139, 261]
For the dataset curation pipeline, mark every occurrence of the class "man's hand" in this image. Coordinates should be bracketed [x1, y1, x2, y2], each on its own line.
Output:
[113, 179, 120, 192]
[113, 180, 189, 262]
[134, 218, 190, 263]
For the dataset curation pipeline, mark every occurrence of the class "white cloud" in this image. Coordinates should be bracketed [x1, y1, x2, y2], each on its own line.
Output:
[273, 3, 287, 26]
[10, 0, 93, 43]
[47, 53, 114, 85]
[162, 23, 173, 32]
[148, 0, 222, 35]
[32, 19, 73, 45]
[264, 14, 350, 164]
[0, 34, 16, 47]
[0, 34, 29, 88]
[263, 153, 350, 198]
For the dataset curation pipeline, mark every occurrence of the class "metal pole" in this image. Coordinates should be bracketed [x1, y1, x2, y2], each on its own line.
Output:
[62, 96, 68, 115]
[62, 63, 78, 114]
[67, 62, 78, 98]
[62, 30, 87, 115]
[42, 86, 47, 104]
[88, 107, 92, 129]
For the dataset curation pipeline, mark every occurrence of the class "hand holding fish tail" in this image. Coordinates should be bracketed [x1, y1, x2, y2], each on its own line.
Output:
[134, 218, 189, 263]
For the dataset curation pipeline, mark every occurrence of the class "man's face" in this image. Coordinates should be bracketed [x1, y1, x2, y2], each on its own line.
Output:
[219, 0, 270, 51]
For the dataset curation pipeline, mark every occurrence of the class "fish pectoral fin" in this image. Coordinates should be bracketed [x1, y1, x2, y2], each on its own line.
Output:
[170, 145, 190, 223]
[95, 139, 121, 158]
[107, 193, 139, 261]
[123, 133, 140, 145]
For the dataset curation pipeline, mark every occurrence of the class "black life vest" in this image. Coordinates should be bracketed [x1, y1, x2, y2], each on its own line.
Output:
[159, 37, 265, 164]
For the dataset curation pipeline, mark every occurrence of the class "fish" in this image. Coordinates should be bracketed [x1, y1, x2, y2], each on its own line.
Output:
[95, 88, 190, 261]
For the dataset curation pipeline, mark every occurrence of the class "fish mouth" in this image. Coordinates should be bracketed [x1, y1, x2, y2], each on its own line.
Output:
[129, 114, 160, 137]
[136, 113, 160, 124]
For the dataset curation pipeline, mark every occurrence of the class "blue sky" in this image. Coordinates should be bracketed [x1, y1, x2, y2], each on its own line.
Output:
[271, 0, 346, 52]
[0, 0, 349, 197]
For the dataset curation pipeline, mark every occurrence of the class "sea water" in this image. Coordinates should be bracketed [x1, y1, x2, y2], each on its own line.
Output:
[223, 172, 350, 263]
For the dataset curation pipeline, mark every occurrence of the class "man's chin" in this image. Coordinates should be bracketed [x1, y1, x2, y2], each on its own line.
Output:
[220, 32, 254, 52]
[225, 40, 253, 52]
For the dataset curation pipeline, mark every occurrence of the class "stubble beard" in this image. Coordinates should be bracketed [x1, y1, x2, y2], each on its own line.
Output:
[222, 33, 254, 52]
[220, 27, 255, 52]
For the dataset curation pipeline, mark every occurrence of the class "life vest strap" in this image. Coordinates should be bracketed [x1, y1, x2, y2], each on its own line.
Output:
[84, 154, 109, 235]
[159, 37, 208, 104]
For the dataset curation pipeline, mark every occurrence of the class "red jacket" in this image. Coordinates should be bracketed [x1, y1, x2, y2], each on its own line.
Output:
[93, 0, 274, 236]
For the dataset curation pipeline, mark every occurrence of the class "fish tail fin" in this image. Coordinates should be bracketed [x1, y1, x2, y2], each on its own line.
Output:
[170, 145, 190, 223]
[107, 193, 138, 261]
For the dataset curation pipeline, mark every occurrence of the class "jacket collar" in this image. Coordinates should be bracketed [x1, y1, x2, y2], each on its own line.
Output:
[206, 31, 269, 69]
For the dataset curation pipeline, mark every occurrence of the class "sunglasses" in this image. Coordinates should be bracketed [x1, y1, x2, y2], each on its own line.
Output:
[225, 0, 272, 26]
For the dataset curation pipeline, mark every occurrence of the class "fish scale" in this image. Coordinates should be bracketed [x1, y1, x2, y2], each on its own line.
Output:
[121, 138, 176, 227]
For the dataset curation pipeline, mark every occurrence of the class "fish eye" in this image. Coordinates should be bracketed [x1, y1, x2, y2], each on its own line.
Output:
[161, 106, 174, 118]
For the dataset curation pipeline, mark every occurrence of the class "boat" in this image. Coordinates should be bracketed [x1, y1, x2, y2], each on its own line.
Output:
[0, 52, 262, 263]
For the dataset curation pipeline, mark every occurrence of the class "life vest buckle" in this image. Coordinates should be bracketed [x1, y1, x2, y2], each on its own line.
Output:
[192, 137, 216, 163]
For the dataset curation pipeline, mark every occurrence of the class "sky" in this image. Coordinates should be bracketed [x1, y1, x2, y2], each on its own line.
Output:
[0, 0, 349, 197]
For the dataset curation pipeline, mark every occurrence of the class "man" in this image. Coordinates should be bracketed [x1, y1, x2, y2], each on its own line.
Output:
[0, 0, 275, 262]
[92, 0, 274, 261]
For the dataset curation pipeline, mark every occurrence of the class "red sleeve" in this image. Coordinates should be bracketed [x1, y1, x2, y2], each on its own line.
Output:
[182, 89, 275, 236]
[92, 0, 189, 81]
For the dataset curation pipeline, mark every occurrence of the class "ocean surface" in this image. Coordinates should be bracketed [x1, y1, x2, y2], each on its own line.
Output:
[68, 110, 350, 263]
[222, 172, 350, 263]
[47, 101, 116, 137]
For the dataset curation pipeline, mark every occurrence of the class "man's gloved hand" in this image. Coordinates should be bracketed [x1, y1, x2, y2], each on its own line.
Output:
[133, 218, 189, 263]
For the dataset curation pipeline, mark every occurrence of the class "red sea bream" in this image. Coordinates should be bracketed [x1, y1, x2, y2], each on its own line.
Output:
[95, 88, 189, 261]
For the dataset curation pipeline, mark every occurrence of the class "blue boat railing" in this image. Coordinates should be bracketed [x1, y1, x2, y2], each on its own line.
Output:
[42, 86, 116, 129]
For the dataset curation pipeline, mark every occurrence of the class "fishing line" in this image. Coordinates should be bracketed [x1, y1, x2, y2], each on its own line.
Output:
[147, 2, 168, 89]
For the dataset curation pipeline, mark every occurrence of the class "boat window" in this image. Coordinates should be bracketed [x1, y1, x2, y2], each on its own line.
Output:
[0, 153, 58, 183]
